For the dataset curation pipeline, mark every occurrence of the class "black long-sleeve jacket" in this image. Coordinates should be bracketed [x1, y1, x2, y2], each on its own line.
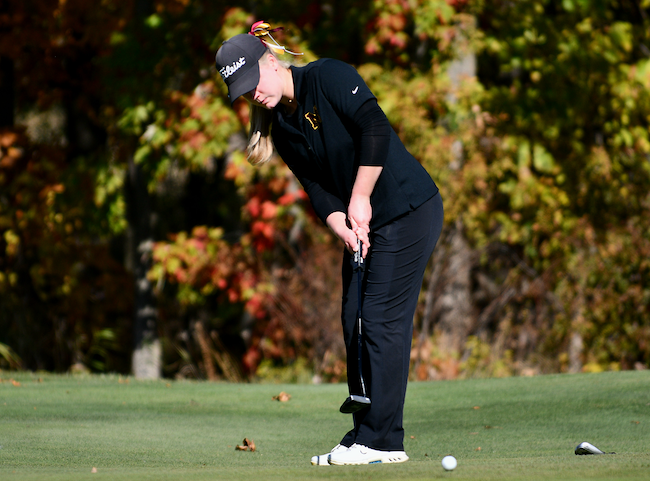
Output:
[271, 58, 438, 230]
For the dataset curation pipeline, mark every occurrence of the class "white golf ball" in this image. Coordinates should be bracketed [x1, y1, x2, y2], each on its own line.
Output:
[441, 455, 457, 471]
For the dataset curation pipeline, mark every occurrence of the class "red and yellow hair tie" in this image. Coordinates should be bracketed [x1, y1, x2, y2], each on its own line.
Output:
[249, 21, 303, 56]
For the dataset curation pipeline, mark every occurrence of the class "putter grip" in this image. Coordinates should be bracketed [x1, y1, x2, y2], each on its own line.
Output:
[353, 238, 364, 270]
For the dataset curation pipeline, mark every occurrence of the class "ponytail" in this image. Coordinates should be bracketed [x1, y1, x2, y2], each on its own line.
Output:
[246, 104, 275, 165]
[240, 21, 303, 165]
[245, 49, 291, 166]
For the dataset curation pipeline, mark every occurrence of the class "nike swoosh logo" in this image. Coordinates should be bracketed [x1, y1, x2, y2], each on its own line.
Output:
[352, 86, 359, 94]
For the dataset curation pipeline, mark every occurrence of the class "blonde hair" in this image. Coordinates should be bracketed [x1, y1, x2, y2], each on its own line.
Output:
[247, 104, 275, 165]
[246, 50, 290, 166]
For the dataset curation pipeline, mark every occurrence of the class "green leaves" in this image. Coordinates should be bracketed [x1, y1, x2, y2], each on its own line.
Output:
[4, 0, 649, 377]
[461, 0, 650, 370]
[145, 14, 163, 29]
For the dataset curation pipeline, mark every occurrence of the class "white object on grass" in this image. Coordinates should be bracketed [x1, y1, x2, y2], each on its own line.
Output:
[442, 455, 457, 471]
[575, 441, 614, 455]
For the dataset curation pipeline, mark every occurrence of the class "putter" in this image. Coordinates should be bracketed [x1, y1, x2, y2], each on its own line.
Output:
[575, 442, 615, 455]
[340, 238, 371, 414]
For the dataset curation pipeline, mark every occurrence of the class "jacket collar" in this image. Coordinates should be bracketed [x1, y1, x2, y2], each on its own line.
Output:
[290, 65, 308, 107]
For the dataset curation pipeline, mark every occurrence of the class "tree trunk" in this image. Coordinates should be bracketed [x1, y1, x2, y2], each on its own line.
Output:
[434, 219, 474, 354]
[445, 17, 476, 106]
[568, 291, 585, 373]
[127, 155, 161, 379]
[0, 0, 12, 126]
[431, 18, 478, 356]
[0, 56, 14, 127]
[126, 0, 160, 379]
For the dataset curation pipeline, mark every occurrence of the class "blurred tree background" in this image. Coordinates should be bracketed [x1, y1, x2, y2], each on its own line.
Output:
[1, 0, 648, 380]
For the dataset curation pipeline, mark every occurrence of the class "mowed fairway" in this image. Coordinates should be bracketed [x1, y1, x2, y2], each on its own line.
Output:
[1, 371, 649, 480]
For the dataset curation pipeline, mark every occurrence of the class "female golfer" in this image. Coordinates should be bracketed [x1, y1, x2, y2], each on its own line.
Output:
[215, 23, 443, 465]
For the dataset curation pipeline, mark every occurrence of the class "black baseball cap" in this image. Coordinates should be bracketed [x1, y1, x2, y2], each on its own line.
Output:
[215, 34, 267, 105]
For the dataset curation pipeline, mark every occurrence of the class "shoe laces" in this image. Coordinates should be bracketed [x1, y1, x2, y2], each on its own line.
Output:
[351, 443, 370, 454]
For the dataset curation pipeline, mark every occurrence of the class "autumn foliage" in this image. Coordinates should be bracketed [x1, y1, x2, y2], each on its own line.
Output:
[1, 1, 649, 379]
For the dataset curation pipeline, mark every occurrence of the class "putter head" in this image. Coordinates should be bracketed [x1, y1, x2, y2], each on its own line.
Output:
[575, 442, 606, 455]
[339, 395, 371, 413]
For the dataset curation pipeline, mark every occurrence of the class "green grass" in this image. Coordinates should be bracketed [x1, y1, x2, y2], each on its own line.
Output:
[1, 371, 649, 480]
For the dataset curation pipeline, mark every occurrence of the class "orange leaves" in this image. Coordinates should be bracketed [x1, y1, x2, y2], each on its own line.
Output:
[245, 193, 285, 253]
[245, 197, 277, 220]
[235, 438, 256, 452]
[272, 391, 291, 402]
[152, 226, 239, 303]
[0, 130, 19, 148]
[0, 129, 24, 169]
[155, 0, 193, 16]
[250, 221, 275, 249]
[365, 0, 411, 58]
[364, 0, 462, 63]
[38, 184, 66, 207]
[242, 345, 261, 374]
[0, 379, 21, 386]
[136, 81, 240, 175]
[259, 200, 277, 220]
[150, 225, 273, 322]
[277, 190, 307, 206]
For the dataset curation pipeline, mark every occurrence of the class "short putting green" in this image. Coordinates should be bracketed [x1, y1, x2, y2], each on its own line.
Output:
[1, 371, 648, 480]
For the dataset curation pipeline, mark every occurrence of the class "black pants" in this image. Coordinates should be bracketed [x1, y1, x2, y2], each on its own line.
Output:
[340, 193, 443, 451]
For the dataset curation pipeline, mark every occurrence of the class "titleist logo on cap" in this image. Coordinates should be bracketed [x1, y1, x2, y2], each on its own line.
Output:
[220, 57, 246, 80]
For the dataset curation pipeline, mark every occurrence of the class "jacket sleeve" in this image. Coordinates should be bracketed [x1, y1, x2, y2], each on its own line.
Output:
[318, 61, 390, 167]
[273, 135, 347, 225]
[352, 99, 391, 167]
[317, 60, 376, 118]
[287, 162, 347, 224]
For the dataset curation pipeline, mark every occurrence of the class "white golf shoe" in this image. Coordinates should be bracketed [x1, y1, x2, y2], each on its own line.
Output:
[328, 443, 409, 465]
[310, 444, 349, 466]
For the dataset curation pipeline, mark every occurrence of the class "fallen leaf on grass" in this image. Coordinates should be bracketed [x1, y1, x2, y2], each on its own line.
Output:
[476, 447, 482, 451]
[473, 406, 480, 410]
[236, 438, 256, 452]
[272, 391, 291, 402]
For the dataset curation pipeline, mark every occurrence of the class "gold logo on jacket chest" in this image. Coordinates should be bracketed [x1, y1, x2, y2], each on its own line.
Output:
[304, 106, 321, 130]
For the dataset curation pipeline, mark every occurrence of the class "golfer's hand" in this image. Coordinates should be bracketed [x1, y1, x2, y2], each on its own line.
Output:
[347, 193, 371, 258]
[326, 211, 361, 256]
